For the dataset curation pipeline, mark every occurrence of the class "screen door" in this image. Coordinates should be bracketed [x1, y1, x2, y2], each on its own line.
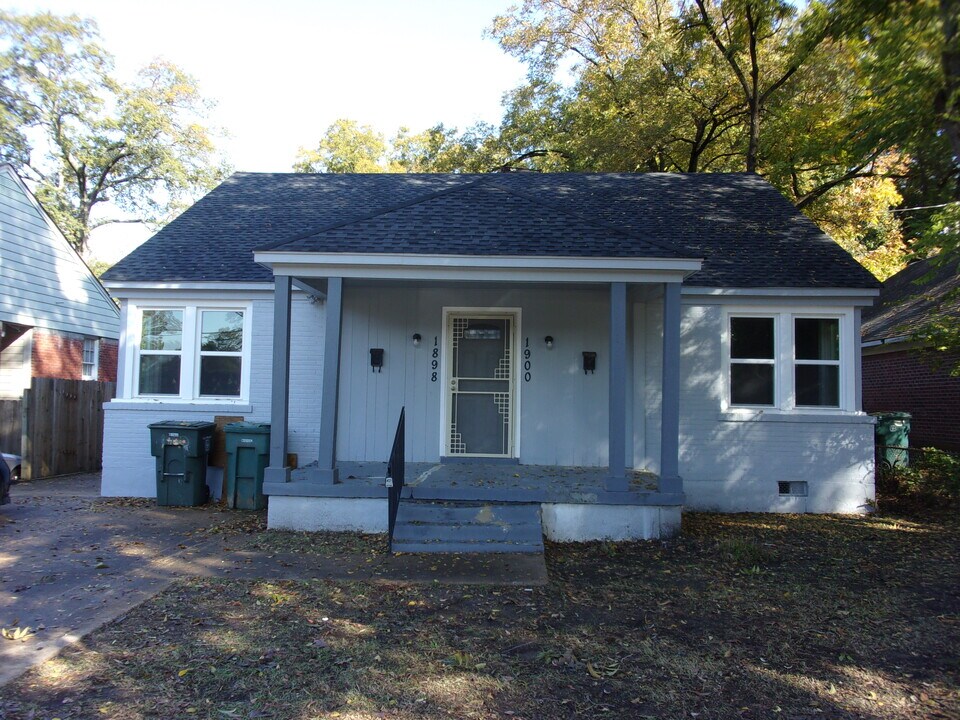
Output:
[446, 314, 515, 457]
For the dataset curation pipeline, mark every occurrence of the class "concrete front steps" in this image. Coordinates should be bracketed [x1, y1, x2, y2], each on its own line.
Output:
[391, 500, 544, 554]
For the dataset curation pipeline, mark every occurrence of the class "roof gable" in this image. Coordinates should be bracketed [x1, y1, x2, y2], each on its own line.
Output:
[266, 175, 684, 259]
[0, 165, 120, 338]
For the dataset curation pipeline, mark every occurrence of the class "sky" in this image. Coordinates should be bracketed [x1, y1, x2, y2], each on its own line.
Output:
[15, 0, 528, 262]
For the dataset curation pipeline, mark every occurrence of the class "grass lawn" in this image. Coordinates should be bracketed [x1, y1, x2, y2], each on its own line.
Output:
[1, 508, 958, 720]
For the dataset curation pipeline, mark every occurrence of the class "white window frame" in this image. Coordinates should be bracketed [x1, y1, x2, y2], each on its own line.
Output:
[793, 315, 842, 409]
[128, 301, 253, 403]
[81, 338, 99, 381]
[722, 307, 855, 413]
[727, 314, 778, 409]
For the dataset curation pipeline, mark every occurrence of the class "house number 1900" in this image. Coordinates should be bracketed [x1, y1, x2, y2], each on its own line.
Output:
[523, 337, 532, 382]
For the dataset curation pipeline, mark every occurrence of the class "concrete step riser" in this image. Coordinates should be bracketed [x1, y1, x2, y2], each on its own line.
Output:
[392, 500, 544, 554]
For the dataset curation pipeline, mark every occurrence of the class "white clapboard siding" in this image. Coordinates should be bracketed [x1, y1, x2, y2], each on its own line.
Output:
[0, 166, 120, 338]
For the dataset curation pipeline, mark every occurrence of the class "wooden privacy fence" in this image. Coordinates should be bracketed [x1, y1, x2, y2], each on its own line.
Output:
[0, 399, 21, 454]
[6, 378, 116, 480]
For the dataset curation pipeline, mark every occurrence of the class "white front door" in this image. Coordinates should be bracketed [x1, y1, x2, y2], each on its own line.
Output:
[445, 312, 516, 458]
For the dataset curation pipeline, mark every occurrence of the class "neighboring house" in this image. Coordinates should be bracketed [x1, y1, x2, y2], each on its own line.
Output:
[0, 165, 120, 401]
[99, 172, 879, 541]
[862, 256, 960, 452]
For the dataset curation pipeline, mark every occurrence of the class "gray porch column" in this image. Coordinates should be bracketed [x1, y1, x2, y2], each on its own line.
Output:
[659, 281, 683, 494]
[606, 281, 629, 491]
[264, 275, 292, 483]
[309, 277, 343, 484]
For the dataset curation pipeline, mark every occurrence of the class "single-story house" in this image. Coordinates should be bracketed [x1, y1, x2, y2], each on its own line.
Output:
[100, 172, 880, 542]
[0, 164, 120, 400]
[862, 255, 960, 452]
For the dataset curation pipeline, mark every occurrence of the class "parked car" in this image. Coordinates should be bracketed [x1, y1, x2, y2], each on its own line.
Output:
[0, 454, 9, 505]
[2, 453, 21, 483]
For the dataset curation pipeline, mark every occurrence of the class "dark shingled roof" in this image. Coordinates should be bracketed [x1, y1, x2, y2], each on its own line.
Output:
[862, 255, 960, 343]
[103, 172, 879, 289]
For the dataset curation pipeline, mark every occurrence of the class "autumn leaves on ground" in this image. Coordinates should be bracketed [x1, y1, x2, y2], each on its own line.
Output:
[2, 510, 958, 720]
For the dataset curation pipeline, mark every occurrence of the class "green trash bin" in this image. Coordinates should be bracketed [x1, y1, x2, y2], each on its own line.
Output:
[224, 422, 271, 510]
[148, 421, 215, 506]
[871, 412, 912, 469]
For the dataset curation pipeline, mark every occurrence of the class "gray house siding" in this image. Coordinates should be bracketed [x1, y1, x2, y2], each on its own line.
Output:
[0, 168, 120, 339]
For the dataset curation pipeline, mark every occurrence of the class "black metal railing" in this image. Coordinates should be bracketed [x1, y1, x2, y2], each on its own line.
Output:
[386, 407, 405, 553]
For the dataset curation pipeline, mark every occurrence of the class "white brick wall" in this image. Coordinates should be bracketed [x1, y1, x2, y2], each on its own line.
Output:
[672, 301, 875, 513]
[101, 292, 324, 497]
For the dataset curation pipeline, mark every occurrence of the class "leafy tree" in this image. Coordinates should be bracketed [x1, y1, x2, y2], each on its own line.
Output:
[0, 12, 227, 254]
[293, 119, 389, 173]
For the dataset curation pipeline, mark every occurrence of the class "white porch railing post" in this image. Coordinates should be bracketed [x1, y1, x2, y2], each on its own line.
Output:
[606, 281, 629, 491]
[264, 275, 292, 483]
[659, 281, 683, 493]
[309, 277, 343, 484]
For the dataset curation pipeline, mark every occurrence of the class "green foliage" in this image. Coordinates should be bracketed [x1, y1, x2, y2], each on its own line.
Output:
[86, 258, 112, 279]
[879, 447, 960, 503]
[0, 11, 228, 253]
[293, 119, 388, 173]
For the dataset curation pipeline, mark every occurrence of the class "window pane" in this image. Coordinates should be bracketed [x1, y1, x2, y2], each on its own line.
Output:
[795, 318, 839, 361]
[731, 363, 775, 405]
[796, 365, 839, 407]
[199, 356, 242, 396]
[139, 355, 181, 395]
[731, 317, 774, 359]
[141, 310, 183, 351]
[201, 311, 244, 352]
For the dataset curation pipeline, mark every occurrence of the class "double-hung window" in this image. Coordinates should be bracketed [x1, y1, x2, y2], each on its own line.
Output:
[794, 318, 840, 408]
[729, 316, 776, 406]
[726, 311, 850, 412]
[81, 338, 99, 380]
[132, 304, 250, 401]
[139, 310, 183, 395]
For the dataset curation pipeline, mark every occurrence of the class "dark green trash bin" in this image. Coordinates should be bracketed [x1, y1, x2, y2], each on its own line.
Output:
[871, 412, 912, 468]
[224, 422, 271, 510]
[148, 421, 215, 506]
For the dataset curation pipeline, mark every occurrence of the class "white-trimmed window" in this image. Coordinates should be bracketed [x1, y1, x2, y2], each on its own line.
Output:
[132, 304, 251, 402]
[81, 338, 99, 380]
[729, 316, 776, 406]
[725, 310, 853, 412]
[794, 317, 840, 408]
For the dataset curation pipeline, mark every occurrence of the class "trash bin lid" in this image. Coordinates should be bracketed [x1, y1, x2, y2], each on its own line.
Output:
[148, 420, 217, 430]
[868, 411, 912, 421]
[224, 422, 271, 434]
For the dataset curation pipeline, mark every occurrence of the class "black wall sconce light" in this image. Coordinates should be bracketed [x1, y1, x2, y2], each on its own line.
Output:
[544, 335, 554, 349]
[582, 351, 597, 374]
[370, 348, 384, 372]
[412, 333, 422, 347]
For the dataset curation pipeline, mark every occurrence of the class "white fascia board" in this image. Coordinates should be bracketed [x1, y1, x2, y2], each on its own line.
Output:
[682, 286, 880, 306]
[861, 335, 910, 349]
[255, 251, 702, 284]
[105, 281, 276, 299]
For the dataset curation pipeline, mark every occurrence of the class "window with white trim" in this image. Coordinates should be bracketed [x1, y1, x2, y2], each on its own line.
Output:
[726, 311, 851, 412]
[133, 304, 250, 401]
[794, 318, 840, 407]
[729, 316, 776, 406]
[81, 338, 99, 380]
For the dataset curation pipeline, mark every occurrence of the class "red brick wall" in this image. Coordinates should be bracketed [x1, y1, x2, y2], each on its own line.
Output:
[31, 331, 83, 380]
[863, 348, 960, 451]
[99, 339, 118, 383]
[31, 332, 118, 384]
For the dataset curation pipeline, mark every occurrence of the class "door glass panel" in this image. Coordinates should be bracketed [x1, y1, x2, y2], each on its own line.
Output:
[449, 316, 513, 456]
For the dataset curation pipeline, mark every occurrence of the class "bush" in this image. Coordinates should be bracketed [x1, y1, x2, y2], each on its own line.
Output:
[878, 447, 960, 503]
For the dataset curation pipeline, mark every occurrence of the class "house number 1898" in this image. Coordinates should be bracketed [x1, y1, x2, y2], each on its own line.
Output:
[431, 336, 439, 381]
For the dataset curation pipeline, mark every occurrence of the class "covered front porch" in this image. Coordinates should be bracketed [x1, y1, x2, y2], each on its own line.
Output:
[255, 248, 700, 541]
